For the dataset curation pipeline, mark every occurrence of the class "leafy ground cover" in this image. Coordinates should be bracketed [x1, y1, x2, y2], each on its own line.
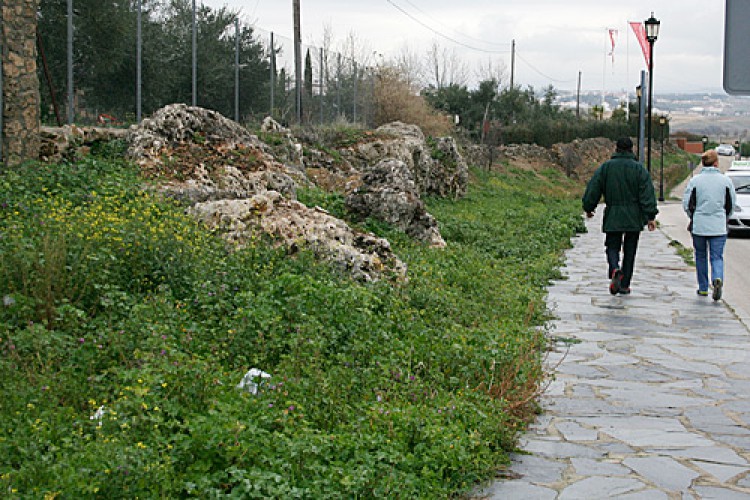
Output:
[0, 149, 583, 498]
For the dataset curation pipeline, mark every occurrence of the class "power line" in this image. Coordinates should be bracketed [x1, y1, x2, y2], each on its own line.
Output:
[516, 53, 577, 85]
[398, 0, 507, 50]
[385, 0, 509, 54]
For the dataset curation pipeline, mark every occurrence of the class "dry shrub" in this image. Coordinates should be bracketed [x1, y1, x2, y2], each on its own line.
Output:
[373, 67, 453, 137]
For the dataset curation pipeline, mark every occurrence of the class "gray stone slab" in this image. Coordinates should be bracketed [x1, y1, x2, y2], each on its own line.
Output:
[692, 461, 749, 483]
[691, 486, 750, 499]
[570, 457, 630, 476]
[599, 387, 711, 409]
[556, 420, 599, 442]
[476, 481, 557, 500]
[615, 491, 670, 500]
[522, 438, 605, 460]
[544, 397, 639, 417]
[623, 456, 700, 491]
[558, 477, 646, 500]
[506, 454, 566, 484]
[650, 446, 749, 467]
[576, 416, 715, 448]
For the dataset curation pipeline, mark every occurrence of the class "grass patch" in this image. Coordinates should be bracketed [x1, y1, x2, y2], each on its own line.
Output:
[0, 156, 583, 497]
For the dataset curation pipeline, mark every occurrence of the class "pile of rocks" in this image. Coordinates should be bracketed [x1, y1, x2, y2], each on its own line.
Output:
[120, 105, 470, 282]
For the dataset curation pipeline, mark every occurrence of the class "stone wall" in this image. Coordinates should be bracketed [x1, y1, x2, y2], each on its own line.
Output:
[1, 0, 41, 166]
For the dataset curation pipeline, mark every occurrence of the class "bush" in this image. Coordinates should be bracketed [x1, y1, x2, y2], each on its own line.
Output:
[373, 67, 453, 137]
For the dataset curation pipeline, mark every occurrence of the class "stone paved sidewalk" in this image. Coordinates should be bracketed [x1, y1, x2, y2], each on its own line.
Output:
[475, 212, 750, 499]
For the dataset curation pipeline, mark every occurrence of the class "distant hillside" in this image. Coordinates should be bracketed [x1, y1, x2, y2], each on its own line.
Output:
[669, 113, 750, 137]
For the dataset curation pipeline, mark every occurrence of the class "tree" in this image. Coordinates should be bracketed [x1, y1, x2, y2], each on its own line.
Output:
[426, 41, 468, 89]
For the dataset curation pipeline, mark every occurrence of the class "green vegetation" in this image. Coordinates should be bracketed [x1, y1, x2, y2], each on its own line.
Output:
[424, 82, 637, 146]
[0, 153, 583, 497]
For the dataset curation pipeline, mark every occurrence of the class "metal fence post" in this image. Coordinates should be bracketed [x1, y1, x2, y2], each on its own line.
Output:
[268, 31, 276, 118]
[336, 53, 341, 119]
[352, 61, 358, 123]
[234, 18, 239, 122]
[67, 0, 74, 123]
[192, 0, 197, 106]
[136, 0, 142, 122]
[319, 47, 324, 125]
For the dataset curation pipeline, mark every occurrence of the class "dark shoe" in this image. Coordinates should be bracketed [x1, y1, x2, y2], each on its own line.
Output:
[610, 269, 623, 295]
[618, 287, 631, 295]
[712, 278, 723, 301]
[697, 290, 708, 297]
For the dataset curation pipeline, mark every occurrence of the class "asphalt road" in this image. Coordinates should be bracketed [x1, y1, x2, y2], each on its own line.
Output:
[657, 155, 750, 327]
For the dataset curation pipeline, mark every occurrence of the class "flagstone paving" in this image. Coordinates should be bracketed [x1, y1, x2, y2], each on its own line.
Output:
[474, 212, 750, 499]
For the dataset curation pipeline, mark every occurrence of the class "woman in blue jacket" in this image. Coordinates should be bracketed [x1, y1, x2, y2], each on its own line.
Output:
[682, 149, 737, 300]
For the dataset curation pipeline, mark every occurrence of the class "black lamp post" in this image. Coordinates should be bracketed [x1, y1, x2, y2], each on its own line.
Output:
[636, 85, 642, 160]
[735, 140, 740, 160]
[658, 116, 666, 201]
[702, 135, 708, 152]
[645, 13, 660, 175]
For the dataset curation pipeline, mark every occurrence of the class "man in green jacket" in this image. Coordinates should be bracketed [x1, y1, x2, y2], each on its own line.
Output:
[582, 137, 658, 295]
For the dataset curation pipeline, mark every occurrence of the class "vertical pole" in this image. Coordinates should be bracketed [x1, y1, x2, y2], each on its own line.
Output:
[319, 47, 324, 124]
[136, 0, 142, 122]
[638, 70, 646, 165]
[510, 40, 516, 89]
[369, 69, 375, 128]
[234, 18, 240, 122]
[658, 122, 665, 201]
[293, 0, 302, 123]
[353, 61, 358, 122]
[336, 53, 341, 117]
[269, 32, 275, 118]
[646, 40, 654, 174]
[192, 0, 197, 106]
[576, 70, 582, 119]
[67, 0, 74, 123]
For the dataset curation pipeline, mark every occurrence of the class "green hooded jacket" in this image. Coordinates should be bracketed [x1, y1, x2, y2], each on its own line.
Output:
[582, 151, 658, 232]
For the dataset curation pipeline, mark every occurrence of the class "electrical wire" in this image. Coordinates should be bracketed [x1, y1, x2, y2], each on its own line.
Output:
[385, 0, 509, 54]
[516, 53, 578, 85]
[398, 0, 507, 49]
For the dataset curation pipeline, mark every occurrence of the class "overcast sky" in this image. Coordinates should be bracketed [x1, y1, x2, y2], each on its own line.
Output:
[199, 0, 729, 96]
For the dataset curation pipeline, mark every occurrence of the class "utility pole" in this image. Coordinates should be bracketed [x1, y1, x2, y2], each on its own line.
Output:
[510, 39, 515, 89]
[293, 0, 302, 123]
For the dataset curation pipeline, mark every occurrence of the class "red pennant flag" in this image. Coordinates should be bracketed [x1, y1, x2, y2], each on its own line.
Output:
[608, 29, 618, 64]
[630, 21, 649, 67]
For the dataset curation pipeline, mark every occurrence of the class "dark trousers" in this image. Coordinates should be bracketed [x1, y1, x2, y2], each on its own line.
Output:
[605, 231, 641, 288]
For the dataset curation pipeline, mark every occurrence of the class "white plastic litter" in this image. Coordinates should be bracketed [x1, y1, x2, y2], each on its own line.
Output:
[89, 405, 106, 427]
[236, 368, 271, 395]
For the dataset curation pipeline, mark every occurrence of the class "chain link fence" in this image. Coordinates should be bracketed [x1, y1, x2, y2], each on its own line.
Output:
[35, 2, 376, 129]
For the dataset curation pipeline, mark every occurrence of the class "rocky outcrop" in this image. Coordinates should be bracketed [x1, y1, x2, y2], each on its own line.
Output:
[345, 159, 445, 248]
[123, 104, 409, 282]
[40, 125, 128, 162]
[126, 103, 257, 157]
[125, 104, 306, 204]
[462, 138, 616, 179]
[189, 191, 407, 282]
[341, 122, 468, 199]
[550, 137, 615, 179]
[259, 116, 305, 175]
